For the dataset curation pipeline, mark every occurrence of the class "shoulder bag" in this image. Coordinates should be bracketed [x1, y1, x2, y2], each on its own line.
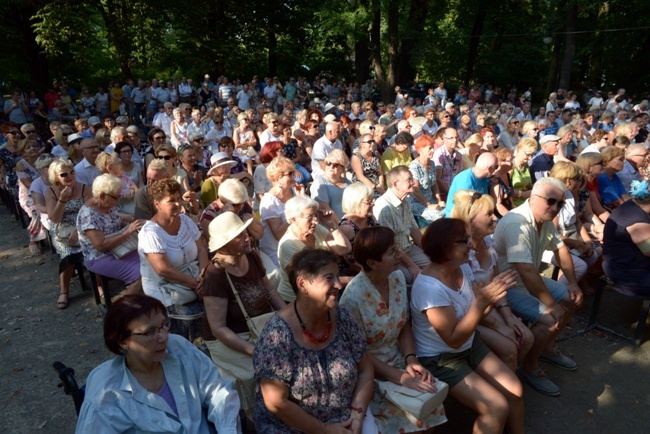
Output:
[225, 271, 274, 344]
[375, 378, 448, 421]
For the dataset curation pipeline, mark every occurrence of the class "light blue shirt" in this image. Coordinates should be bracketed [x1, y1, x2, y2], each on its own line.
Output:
[445, 168, 491, 217]
[76, 334, 241, 434]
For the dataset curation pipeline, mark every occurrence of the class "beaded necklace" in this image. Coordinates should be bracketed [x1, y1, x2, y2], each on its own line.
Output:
[293, 301, 332, 344]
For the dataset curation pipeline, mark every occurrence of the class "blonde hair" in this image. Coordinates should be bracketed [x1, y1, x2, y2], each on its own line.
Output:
[95, 152, 120, 174]
[266, 156, 295, 183]
[450, 190, 495, 224]
[515, 137, 538, 154]
[341, 182, 374, 215]
[324, 149, 349, 168]
[600, 146, 624, 165]
[48, 158, 75, 185]
[550, 160, 581, 181]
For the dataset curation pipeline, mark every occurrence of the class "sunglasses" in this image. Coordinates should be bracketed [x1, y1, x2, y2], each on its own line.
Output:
[534, 194, 565, 209]
[325, 161, 343, 169]
[215, 122, 223, 125]
[24, 130, 36, 134]
[193, 137, 204, 142]
[156, 155, 173, 160]
[59, 170, 76, 178]
[219, 144, 233, 149]
[469, 191, 482, 207]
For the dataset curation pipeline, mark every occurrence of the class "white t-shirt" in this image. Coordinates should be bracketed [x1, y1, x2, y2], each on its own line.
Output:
[236, 90, 250, 110]
[259, 193, 287, 267]
[138, 214, 201, 306]
[410, 264, 476, 357]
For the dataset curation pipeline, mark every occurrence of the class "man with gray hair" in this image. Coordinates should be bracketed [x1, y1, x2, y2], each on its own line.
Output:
[618, 143, 648, 192]
[152, 102, 174, 136]
[493, 177, 582, 396]
[74, 139, 102, 186]
[134, 159, 170, 220]
[104, 126, 128, 153]
[311, 122, 343, 178]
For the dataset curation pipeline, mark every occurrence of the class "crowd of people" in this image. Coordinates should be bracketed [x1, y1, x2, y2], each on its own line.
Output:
[2, 75, 650, 433]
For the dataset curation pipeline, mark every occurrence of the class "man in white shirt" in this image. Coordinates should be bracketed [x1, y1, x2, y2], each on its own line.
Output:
[311, 122, 342, 178]
[104, 126, 128, 153]
[178, 77, 193, 104]
[517, 102, 533, 121]
[236, 84, 251, 110]
[152, 102, 174, 136]
[219, 77, 233, 106]
[433, 82, 447, 104]
[74, 139, 102, 186]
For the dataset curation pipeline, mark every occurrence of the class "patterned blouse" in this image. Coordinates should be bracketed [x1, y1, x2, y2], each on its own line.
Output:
[253, 307, 367, 433]
[351, 151, 381, 186]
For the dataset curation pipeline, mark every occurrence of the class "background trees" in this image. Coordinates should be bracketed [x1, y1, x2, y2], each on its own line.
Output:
[0, 0, 648, 98]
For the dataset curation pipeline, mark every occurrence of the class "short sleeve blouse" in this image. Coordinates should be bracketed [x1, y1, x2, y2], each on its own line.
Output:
[77, 205, 123, 261]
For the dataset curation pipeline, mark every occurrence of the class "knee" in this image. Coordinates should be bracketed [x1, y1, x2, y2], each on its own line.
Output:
[489, 392, 510, 421]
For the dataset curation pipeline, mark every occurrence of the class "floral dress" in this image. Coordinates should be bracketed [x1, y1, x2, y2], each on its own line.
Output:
[351, 151, 381, 187]
[48, 186, 85, 266]
[408, 159, 445, 225]
[253, 307, 367, 433]
[340, 271, 447, 433]
[0, 146, 20, 193]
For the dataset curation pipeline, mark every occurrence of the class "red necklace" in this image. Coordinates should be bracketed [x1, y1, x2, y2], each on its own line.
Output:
[294, 301, 332, 344]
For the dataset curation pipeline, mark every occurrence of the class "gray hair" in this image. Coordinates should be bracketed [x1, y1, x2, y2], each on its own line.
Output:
[147, 158, 169, 174]
[532, 176, 567, 195]
[218, 179, 248, 204]
[35, 153, 56, 170]
[163, 102, 173, 109]
[110, 126, 126, 142]
[341, 182, 374, 215]
[92, 174, 123, 197]
[284, 195, 318, 222]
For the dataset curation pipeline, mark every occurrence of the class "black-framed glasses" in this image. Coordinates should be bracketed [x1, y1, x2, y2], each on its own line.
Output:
[59, 170, 75, 178]
[533, 194, 565, 209]
[156, 155, 173, 160]
[455, 236, 471, 245]
[24, 129, 36, 134]
[153, 135, 166, 141]
[129, 318, 171, 341]
[193, 137, 204, 142]
[219, 144, 233, 149]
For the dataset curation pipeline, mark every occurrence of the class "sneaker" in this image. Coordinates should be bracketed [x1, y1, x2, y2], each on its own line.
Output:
[540, 348, 578, 371]
[518, 368, 561, 397]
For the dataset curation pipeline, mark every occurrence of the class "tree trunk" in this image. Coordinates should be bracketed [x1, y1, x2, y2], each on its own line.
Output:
[396, 0, 429, 85]
[589, 2, 609, 88]
[558, 2, 578, 90]
[354, 0, 371, 83]
[93, 0, 132, 81]
[12, 2, 50, 90]
[546, 35, 562, 96]
[369, 0, 385, 89]
[464, 6, 487, 86]
[384, 0, 399, 100]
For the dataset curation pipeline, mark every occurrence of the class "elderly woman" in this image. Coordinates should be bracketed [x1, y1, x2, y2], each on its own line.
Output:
[233, 111, 257, 157]
[50, 124, 74, 159]
[311, 149, 351, 221]
[576, 152, 610, 234]
[351, 133, 384, 194]
[29, 153, 56, 231]
[200, 152, 236, 207]
[548, 162, 602, 290]
[253, 141, 283, 212]
[75, 294, 241, 434]
[254, 249, 376, 433]
[597, 146, 630, 209]
[603, 180, 650, 298]
[276, 196, 351, 302]
[259, 156, 302, 267]
[95, 151, 139, 215]
[201, 212, 286, 420]
[76, 174, 144, 296]
[556, 125, 577, 161]
[411, 218, 523, 434]
[154, 144, 190, 193]
[200, 179, 262, 246]
[409, 135, 445, 227]
[218, 136, 254, 186]
[15, 139, 47, 255]
[115, 141, 144, 188]
[143, 128, 168, 171]
[497, 116, 520, 151]
[341, 227, 447, 432]
[451, 191, 534, 371]
[138, 179, 209, 341]
[520, 121, 539, 140]
[169, 107, 189, 148]
[45, 158, 93, 309]
[490, 147, 515, 217]
[510, 138, 537, 206]
[0, 122, 23, 192]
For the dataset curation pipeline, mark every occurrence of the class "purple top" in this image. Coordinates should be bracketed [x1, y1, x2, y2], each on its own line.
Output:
[157, 378, 178, 416]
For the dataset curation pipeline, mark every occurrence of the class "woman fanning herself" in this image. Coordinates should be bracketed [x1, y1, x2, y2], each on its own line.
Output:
[411, 218, 523, 434]
[451, 191, 534, 371]
[75, 294, 241, 434]
[341, 227, 447, 433]
[254, 249, 377, 434]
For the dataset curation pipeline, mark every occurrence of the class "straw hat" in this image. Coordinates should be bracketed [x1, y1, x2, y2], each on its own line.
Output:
[208, 212, 252, 252]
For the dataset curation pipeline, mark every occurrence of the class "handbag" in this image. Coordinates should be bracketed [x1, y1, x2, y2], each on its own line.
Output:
[54, 222, 80, 246]
[160, 261, 200, 306]
[109, 229, 138, 259]
[375, 378, 448, 421]
[225, 271, 274, 344]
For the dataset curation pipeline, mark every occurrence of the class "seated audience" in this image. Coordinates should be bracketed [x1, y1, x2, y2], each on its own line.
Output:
[75, 294, 241, 434]
[451, 191, 534, 370]
[529, 134, 560, 183]
[410, 218, 523, 434]
[133, 159, 169, 220]
[510, 138, 537, 207]
[341, 226, 447, 432]
[200, 151, 237, 207]
[254, 249, 376, 433]
[311, 149, 351, 221]
[490, 147, 515, 218]
[445, 152, 498, 217]
[597, 146, 630, 209]
[95, 151, 138, 215]
[277, 196, 351, 301]
[201, 212, 286, 419]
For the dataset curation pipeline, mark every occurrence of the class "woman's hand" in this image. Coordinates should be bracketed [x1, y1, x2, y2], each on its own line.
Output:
[342, 410, 364, 434]
[60, 186, 73, 202]
[405, 362, 435, 388]
[493, 322, 518, 346]
[127, 219, 146, 234]
[67, 228, 79, 246]
[294, 183, 305, 196]
[123, 188, 135, 200]
[324, 423, 353, 434]
[475, 269, 517, 308]
[401, 364, 437, 393]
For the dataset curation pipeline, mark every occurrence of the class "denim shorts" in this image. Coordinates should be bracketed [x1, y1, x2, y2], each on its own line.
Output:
[506, 276, 568, 325]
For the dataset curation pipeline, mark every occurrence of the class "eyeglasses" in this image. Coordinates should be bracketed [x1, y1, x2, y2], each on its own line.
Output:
[361, 199, 375, 206]
[533, 194, 565, 209]
[215, 122, 223, 125]
[219, 144, 233, 149]
[156, 155, 173, 160]
[24, 130, 36, 134]
[59, 170, 75, 178]
[325, 161, 343, 169]
[62, 133, 70, 137]
[82, 145, 99, 151]
[283, 171, 296, 177]
[129, 318, 171, 341]
[106, 193, 120, 201]
[153, 135, 166, 141]
[386, 244, 401, 258]
[443, 136, 458, 141]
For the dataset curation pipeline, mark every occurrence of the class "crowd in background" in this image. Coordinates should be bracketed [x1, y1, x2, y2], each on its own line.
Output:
[2, 74, 650, 434]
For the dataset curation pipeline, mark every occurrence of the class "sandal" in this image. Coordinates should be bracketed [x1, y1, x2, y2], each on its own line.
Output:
[29, 244, 42, 256]
[57, 292, 69, 310]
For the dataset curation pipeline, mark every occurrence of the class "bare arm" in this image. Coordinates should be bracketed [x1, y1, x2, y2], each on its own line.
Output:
[204, 295, 255, 356]
[84, 219, 145, 252]
[266, 216, 289, 241]
[145, 252, 199, 288]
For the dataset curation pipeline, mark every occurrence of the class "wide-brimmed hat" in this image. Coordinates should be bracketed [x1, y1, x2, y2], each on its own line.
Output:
[67, 133, 83, 145]
[207, 152, 237, 176]
[324, 102, 336, 112]
[208, 212, 252, 252]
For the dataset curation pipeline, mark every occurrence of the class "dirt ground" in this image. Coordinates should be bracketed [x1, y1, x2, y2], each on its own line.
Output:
[1, 208, 649, 434]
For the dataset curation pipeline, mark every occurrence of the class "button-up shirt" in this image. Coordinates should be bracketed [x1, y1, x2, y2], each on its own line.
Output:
[373, 188, 418, 252]
[74, 158, 101, 186]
